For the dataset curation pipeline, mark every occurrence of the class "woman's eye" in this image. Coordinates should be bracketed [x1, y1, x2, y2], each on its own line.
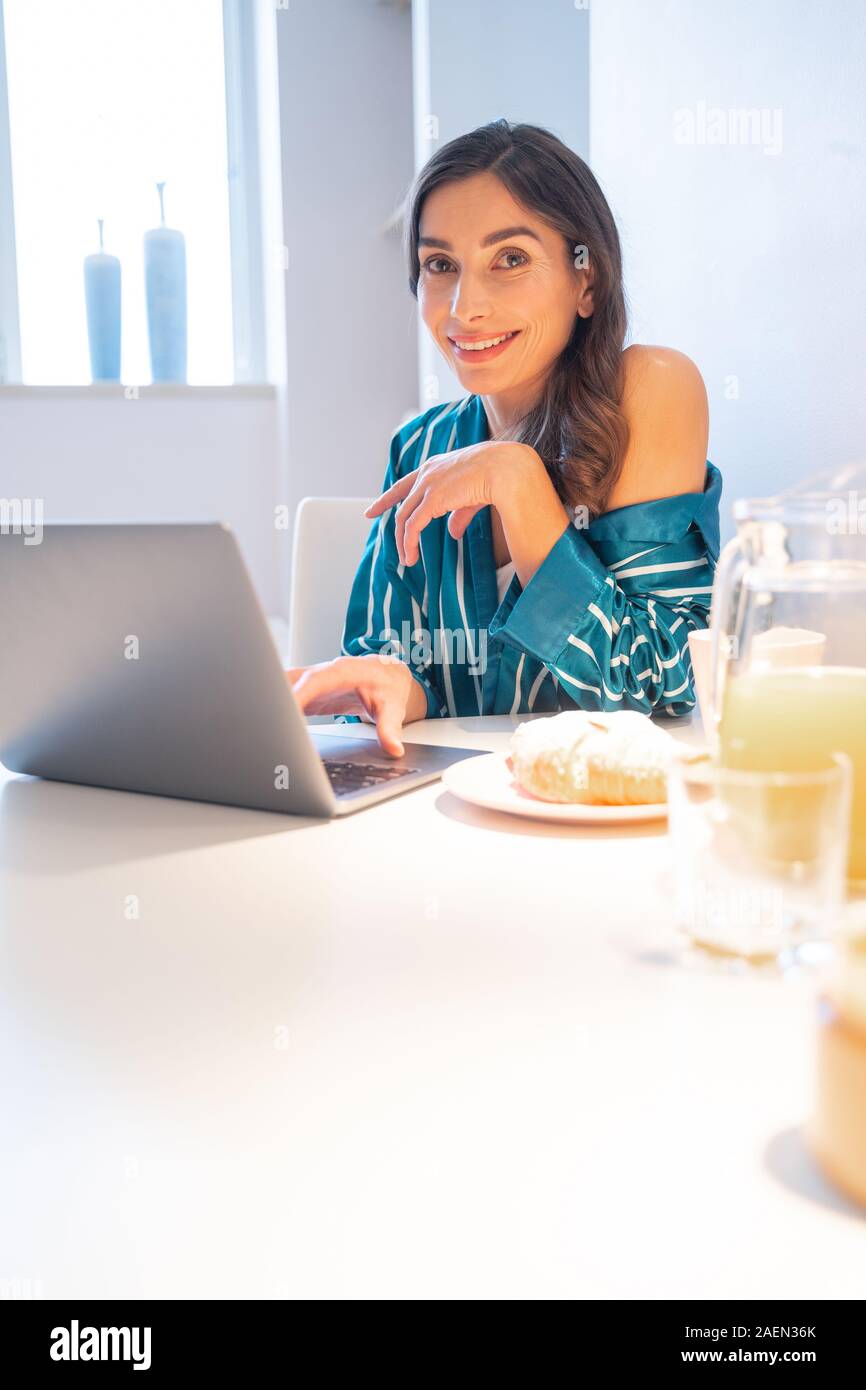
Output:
[496, 248, 529, 270]
[422, 255, 454, 274]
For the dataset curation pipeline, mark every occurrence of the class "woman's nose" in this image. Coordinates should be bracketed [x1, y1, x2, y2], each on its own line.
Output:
[449, 274, 493, 321]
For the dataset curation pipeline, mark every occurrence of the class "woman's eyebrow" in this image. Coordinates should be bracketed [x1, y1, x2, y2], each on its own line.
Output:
[418, 225, 543, 251]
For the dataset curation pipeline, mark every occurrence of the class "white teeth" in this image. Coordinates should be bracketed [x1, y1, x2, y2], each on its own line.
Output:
[453, 332, 516, 351]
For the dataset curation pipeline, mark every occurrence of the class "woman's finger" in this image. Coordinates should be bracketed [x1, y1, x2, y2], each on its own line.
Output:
[393, 483, 427, 566]
[287, 660, 364, 714]
[364, 473, 414, 518]
[368, 694, 405, 758]
[401, 490, 441, 566]
[291, 682, 365, 717]
[447, 504, 485, 540]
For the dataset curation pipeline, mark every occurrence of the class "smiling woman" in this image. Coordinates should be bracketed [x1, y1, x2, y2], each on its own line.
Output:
[287, 119, 720, 757]
[408, 126, 630, 520]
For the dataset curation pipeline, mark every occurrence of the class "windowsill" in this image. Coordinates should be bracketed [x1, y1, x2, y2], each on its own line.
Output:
[0, 383, 279, 400]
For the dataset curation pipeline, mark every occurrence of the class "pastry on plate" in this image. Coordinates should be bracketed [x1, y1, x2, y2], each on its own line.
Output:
[508, 709, 678, 805]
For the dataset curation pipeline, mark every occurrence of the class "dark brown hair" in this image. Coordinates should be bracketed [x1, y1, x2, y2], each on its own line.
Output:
[405, 119, 629, 520]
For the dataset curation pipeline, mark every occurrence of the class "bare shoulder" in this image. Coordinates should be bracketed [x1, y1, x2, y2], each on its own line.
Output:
[622, 343, 707, 403]
[606, 345, 709, 510]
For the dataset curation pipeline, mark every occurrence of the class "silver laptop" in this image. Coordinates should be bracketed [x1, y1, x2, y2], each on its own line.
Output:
[0, 522, 486, 817]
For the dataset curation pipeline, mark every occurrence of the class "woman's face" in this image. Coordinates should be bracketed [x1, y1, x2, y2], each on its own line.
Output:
[417, 171, 593, 399]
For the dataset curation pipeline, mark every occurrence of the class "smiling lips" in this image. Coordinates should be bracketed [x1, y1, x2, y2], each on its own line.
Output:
[448, 329, 521, 362]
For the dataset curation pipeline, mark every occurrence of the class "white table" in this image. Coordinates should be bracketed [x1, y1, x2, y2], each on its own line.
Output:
[0, 713, 863, 1300]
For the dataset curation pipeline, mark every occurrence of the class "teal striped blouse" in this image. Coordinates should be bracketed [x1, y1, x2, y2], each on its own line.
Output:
[338, 393, 722, 722]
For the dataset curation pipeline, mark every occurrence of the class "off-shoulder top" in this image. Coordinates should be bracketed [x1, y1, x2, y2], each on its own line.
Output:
[338, 393, 722, 720]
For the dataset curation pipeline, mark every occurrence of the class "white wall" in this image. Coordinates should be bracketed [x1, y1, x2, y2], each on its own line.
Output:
[274, 0, 417, 607]
[589, 0, 866, 542]
[0, 386, 284, 607]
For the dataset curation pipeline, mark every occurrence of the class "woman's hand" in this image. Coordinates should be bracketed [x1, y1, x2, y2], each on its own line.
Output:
[364, 440, 537, 567]
[286, 654, 428, 758]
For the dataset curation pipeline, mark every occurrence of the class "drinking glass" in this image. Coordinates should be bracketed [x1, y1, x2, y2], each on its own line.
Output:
[667, 749, 853, 972]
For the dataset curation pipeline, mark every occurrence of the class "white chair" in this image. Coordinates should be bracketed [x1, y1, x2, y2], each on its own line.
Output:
[287, 495, 376, 669]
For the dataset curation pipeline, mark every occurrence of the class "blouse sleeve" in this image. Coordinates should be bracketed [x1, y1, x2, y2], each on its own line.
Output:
[487, 471, 721, 717]
[337, 427, 448, 724]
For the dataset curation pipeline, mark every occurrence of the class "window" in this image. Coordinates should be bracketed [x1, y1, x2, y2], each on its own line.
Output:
[0, 0, 264, 386]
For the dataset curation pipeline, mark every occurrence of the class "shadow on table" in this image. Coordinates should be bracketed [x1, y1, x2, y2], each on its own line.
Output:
[764, 1126, 866, 1222]
[0, 773, 320, 876]
[434, 788, 669, 841]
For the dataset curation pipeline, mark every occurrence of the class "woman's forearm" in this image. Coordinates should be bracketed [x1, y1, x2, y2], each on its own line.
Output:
[494, 446, 572, 589]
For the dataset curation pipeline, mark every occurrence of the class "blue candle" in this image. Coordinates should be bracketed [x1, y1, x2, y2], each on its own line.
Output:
[144, 181, 187, 383]
[83, 218, 121, 382]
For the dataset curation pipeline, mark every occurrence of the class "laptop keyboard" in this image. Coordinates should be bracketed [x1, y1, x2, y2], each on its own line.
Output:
[322, 758, 422, 795]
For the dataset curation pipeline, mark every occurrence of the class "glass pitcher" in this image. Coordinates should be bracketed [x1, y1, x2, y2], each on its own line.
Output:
[707, 462, 866, 886]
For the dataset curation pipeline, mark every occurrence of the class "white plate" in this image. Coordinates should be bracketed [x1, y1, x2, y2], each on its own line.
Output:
[440, 751, 668, 824]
